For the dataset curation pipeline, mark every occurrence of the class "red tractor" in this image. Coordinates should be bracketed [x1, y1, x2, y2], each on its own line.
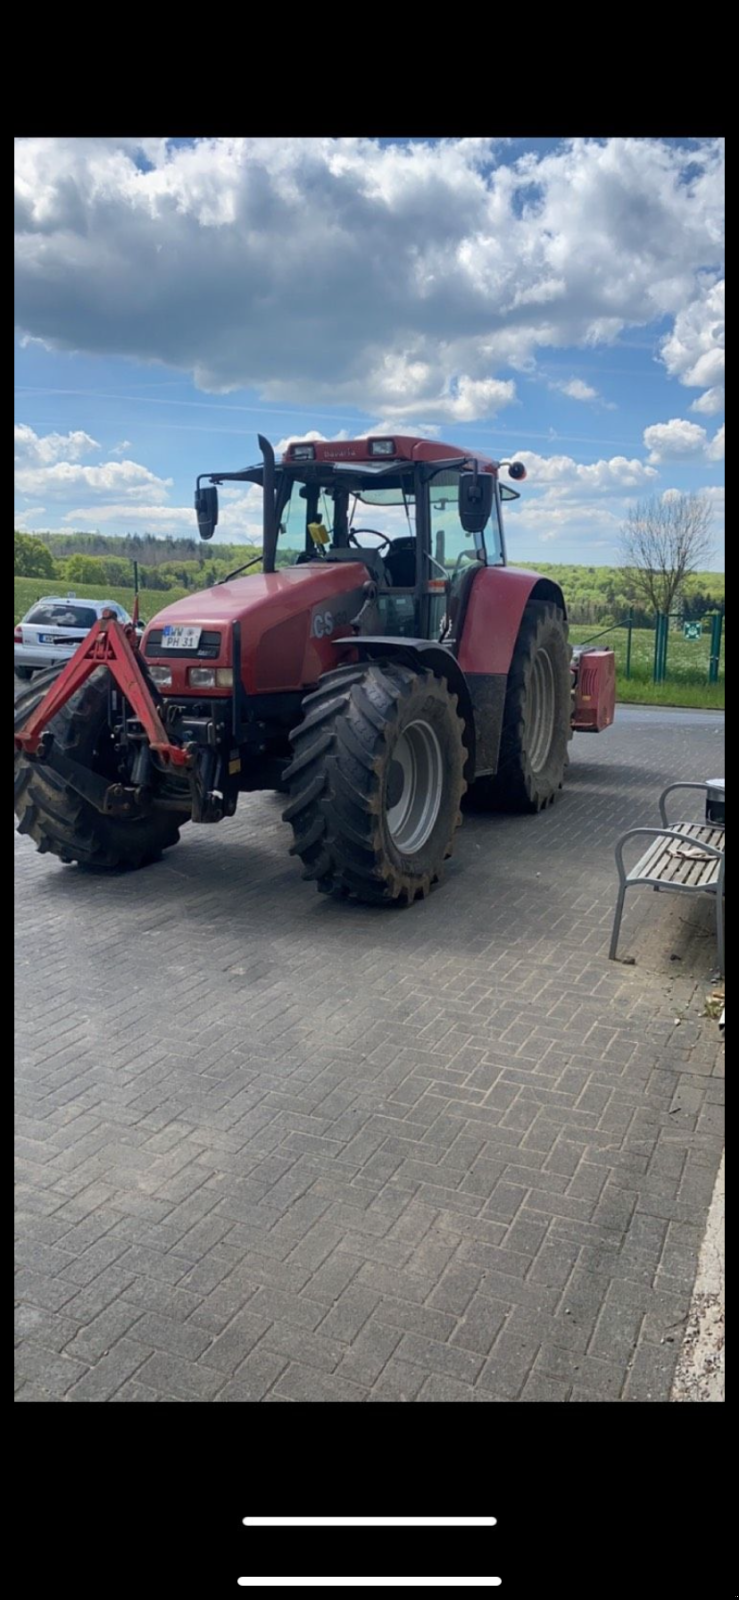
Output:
[14, 434, 615, 905]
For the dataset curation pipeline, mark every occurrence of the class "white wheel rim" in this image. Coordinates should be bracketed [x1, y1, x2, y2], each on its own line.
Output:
[385, 719, 444, 854]
[529, 648, 556, 773]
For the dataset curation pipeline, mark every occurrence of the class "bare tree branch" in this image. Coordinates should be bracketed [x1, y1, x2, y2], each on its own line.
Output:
[620, 493, 714, 616]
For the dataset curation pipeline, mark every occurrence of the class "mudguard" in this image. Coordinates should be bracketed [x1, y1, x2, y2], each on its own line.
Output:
[457, 567, 567, 675]
[456, 568, 567, 775]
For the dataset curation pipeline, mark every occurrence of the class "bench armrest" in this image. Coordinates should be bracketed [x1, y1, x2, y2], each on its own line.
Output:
[658, 781, 711, 826]
[614, 825, 725, 886]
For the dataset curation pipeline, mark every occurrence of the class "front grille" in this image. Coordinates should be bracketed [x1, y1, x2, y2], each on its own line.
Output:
[145, 629, 222, 659]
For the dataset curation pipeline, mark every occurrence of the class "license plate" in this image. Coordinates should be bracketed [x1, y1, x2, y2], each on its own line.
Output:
[39, 634, 72, 645]
[161, 625, 202, 650]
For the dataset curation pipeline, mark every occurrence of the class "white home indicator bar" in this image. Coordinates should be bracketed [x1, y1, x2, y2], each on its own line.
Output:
[237, 1580, 501, 1588]
[243, 1519, 496, 1529]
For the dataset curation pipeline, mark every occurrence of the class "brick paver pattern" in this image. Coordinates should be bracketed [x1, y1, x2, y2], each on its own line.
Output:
[15, 706, 725, 1402]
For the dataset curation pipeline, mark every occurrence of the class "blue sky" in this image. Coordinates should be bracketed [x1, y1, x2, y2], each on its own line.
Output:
[15, 137, 724, 566]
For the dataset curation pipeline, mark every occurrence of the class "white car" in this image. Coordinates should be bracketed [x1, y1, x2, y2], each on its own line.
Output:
[14, 596, 140, 679]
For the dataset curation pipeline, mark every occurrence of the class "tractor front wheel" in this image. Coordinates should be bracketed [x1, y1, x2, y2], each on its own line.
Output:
[470, 600, 571, 813]
[283, 661, 467, 905]
[14, 666, 188, 870]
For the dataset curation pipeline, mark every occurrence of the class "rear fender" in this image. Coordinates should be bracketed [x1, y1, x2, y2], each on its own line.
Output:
[457, 567, 567, 675]
[455, 569, 568, 777]
[333, 636, 476, 781]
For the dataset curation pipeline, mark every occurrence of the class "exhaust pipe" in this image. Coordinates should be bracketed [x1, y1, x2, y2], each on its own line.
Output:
[258, 434, 276, 567]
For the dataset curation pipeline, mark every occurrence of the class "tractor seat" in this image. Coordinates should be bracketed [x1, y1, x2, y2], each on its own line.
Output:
[383, 542, 416, 588]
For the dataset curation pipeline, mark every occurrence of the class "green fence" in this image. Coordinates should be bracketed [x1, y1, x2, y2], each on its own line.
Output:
[652, 610, 723, 684]
[569, 611, 725, 707]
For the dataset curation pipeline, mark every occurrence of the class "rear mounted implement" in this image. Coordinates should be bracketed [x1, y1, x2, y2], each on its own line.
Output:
[571, 646, 616, 732]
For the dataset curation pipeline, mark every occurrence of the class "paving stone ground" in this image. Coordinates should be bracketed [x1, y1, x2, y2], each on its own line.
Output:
[15, 704, 725, 1402]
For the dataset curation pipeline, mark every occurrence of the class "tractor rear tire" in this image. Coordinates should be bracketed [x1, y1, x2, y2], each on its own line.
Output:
[14, 665, 187, 870]
[283, 660, 467, 905]
[470, 600, 571, 813]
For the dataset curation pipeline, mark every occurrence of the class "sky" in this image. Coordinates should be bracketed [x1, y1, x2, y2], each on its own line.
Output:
[14, 136, 724, 567]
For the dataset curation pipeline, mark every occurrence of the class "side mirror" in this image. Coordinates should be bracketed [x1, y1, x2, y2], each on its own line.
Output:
[458, 471, 493, 534]
[195, 484, 219, 541]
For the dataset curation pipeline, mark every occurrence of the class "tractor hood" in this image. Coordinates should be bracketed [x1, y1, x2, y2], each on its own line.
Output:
[142, 562, 370, 695]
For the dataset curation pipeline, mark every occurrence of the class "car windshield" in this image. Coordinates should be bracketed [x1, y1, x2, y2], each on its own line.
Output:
[25, 604, 99, 629]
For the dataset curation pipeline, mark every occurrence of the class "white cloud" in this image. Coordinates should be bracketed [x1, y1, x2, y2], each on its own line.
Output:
[275, 430, 343, 454]
[643, 416, 724, 464]
[15, 422, 99, 466]
[690, 386, 724, 416]
[379, 373, 516, 422]
[660, 276, 724, 390]
[498, 448, 659, 556]
[513, 450, 658, 493]
[700, 484, 725, 536]
[14, 505, 46, 526]
[369, 419, 441, 438]
[109, 438, 132, 455]
[217, 486, 264, 542]
[14, 136, 724, 423]
[552, 377, 599, 402]
[62, 483, 264, 544]
[706, 423, 725, 462]
[504, 495, 623, 551]
[14, 422, 173, 502]
[16, 456, 173, 501]
[62, 503, 193, 528]
[275, 423, 442, 454]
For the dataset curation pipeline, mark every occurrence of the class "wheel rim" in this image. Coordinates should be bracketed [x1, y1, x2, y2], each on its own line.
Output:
[528, 648, 556, 773]
[385, 719, 444, 854]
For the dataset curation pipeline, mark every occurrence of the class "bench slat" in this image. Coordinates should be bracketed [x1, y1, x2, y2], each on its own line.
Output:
[630, 836, 670, 880]
[626, 820, 724, 892]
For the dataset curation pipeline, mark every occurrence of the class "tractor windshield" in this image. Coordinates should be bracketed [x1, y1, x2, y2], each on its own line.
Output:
[274, 472, 417, 568]
[275, 464, 502, 573]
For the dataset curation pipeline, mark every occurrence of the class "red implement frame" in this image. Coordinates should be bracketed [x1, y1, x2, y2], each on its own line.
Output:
[14, 612, 191, 766]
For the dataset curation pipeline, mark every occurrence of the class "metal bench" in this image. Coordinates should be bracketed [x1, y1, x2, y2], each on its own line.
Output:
[610, 782, 725, 972]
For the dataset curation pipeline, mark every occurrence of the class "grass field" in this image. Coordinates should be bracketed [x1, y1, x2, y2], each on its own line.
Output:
[569, 623, 725, 709]
[15, 577, 724, 710]
[14, 577, 190, 626]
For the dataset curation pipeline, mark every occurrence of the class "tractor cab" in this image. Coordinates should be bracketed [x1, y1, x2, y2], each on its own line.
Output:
[195, 434, 526, 647]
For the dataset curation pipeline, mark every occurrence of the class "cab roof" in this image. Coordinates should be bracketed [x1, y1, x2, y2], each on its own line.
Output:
[282, 435, 498, 473]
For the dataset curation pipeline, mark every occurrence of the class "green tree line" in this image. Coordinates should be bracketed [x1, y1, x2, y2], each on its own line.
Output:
[15, 530, 725, 624]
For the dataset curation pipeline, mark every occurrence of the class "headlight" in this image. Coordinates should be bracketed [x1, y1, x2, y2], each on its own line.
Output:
[187, 667, 234, 689]
[148, 665, 173, 688]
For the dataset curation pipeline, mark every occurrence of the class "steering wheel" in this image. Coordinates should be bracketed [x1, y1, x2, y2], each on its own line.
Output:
[348, 528, 393, 555]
